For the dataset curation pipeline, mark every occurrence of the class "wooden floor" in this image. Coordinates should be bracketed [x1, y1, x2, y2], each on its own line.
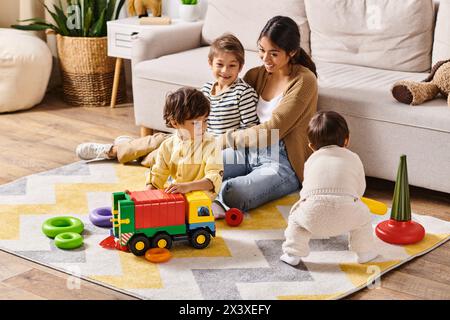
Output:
[0, 90, 449, 300]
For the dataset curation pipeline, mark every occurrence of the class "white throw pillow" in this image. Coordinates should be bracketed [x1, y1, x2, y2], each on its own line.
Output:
[202, 0, 311, 55]
[304, 0, 434, 72]
[432, 0, 450, 65]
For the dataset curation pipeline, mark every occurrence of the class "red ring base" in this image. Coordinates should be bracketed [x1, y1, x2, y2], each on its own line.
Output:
[375, 219, 425, 245]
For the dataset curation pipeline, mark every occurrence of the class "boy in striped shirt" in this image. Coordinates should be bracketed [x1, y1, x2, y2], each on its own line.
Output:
[202, 34, 259, 136]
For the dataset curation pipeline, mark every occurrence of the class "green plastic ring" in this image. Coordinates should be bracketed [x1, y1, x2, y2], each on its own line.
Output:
[54, 232, 83, 250]
[42, 216, 84, 239]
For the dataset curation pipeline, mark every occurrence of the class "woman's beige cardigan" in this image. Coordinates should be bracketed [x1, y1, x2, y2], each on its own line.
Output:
[223, 64, 318, 182]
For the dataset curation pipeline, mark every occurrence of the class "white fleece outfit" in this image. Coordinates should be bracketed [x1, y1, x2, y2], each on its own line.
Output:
[281, 145, 375, 261]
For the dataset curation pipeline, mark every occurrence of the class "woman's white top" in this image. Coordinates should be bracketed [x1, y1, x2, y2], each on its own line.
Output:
[256, 93, 283, 123]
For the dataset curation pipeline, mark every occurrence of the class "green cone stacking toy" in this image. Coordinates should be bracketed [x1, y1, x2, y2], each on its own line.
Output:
[375, 155, 425, 244]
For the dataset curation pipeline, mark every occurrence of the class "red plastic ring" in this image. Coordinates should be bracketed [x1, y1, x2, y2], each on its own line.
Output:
[225, 208, 244, 227]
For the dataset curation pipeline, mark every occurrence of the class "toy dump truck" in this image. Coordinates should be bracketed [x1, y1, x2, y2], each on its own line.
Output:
[111, 189, 216, 256]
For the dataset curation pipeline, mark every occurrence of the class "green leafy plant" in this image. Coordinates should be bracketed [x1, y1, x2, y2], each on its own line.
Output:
[11, 0, 125, 37]
[181, 0, 198, 4]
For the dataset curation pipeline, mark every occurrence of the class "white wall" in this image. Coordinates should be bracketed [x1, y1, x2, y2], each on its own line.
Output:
[117, 0, 208, 19]
[0, 0, 209, 28]
[0, 0, 209, 94]
[162, 0, 208, 19]
[0, 0, 20, 28]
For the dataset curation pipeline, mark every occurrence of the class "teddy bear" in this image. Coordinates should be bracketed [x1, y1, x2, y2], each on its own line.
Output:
[391, 59, 450, 107]
[128, 0, 162, 18]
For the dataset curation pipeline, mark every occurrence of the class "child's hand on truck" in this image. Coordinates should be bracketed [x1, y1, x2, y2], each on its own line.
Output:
[165, 182, 193, 194]
[164, 178, 214, 195]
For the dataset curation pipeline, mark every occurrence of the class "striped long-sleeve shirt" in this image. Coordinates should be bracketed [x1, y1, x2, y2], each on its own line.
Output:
[201, 78, 259, 136]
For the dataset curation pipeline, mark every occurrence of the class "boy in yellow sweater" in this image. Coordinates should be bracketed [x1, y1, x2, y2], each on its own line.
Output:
[146, 87, 223, 200]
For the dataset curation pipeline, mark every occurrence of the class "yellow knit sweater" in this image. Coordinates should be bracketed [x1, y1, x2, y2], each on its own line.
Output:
[222, 64, 318, 181]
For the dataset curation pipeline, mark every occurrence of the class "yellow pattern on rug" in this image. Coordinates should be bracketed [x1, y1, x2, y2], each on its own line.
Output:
[0, 164, 147, 240]
[404, 234, 449, 256]
[0, 162, 449, 300]
[91, 250, 163, 289]
[339, 260, 401, 287]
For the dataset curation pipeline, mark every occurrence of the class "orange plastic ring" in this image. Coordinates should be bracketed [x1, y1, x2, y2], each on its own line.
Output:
[144, 247, 172, 263]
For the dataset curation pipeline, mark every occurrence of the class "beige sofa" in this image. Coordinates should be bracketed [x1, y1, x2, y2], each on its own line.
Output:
[131, 0, 450, 194]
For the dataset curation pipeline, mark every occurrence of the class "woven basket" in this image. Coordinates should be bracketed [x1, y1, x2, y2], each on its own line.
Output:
[56, 35, 126, 107]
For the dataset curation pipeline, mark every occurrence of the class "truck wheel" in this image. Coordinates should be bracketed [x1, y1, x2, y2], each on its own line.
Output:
[128, 235, 150, 256]
[190, 229, 211, 249]
[151, 233, 173, 249]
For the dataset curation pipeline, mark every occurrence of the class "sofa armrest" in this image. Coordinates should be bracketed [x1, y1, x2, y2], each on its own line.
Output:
[131, 21, 204, 65]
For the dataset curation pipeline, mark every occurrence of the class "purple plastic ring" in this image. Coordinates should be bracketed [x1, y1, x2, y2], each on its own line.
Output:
[89, 207, 112, 228]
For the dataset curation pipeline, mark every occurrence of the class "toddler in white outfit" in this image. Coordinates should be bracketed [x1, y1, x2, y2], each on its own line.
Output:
[280, 111, 378, 266]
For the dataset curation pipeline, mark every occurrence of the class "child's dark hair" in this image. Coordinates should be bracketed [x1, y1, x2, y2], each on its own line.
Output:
[307, 111, 349, 149]
[259, 16, 317, 77]
[164, 87, 210, 128]
[208, 33, 245, 67]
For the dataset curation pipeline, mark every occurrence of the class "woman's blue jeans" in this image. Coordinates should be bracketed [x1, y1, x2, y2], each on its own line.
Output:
[216, 140, 301, 212]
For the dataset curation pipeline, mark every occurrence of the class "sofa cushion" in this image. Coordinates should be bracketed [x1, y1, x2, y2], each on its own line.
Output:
[134, 49, 450, 133]
[305, 0, 434, 72]
[134, 46, 262, 88]
[316, 61, 450, 133]
[432, 0, 450, 65]
[202, 0, 311, 55]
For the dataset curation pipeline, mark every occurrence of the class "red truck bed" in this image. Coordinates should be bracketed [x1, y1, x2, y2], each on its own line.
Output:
[128, 190, 186, 229]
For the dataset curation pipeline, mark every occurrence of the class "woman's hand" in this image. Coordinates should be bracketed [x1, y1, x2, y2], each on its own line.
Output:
[165, 182, 193, 194]
[145, 184, 157, 190]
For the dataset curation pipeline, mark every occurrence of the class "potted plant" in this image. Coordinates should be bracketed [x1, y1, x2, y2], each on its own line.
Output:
[179, 0, 199, 22]
[12, 0, 126, 107]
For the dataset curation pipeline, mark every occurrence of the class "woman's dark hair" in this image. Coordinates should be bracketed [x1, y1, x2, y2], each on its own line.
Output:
[307, 111, 349, 149]
[258, 15, 317, 77]
[164, 87, 210, 128]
